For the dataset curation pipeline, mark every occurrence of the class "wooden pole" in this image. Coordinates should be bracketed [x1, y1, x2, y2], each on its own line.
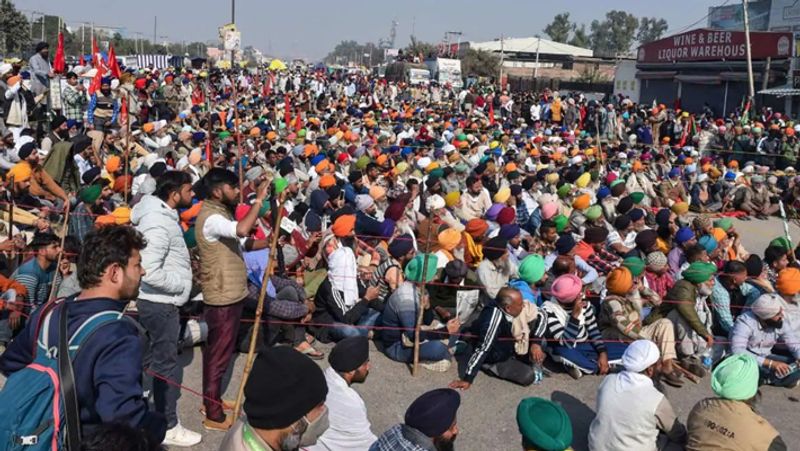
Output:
[412, 213, 437, 376]
[232, 71, 244, 203]
[231, 196, 284, 423]
[48, 201, 72, 302]
[123, 91, 131, 204]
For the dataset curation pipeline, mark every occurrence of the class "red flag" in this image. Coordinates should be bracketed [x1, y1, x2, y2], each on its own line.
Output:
[294, 109, 303, 132]
[92, 37, 100, 67]
[53, 31, 66, 74]
[79, 55, 85, 66]
[206, 139, 212, 162]
[107, 43, 121, 78]
[120, 95, 128, 126]
[284, 94, 291, 127]
[88, 59, 107, 96]
[488, 101, 495, 126]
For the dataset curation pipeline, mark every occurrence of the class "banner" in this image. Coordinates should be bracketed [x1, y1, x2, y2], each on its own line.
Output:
[637, 29, 792, 63]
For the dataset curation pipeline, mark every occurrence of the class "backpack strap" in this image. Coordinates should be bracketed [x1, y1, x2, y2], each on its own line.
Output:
[58, 301, 81, 450]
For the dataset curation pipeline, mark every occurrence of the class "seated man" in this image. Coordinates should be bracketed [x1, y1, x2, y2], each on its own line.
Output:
[517, 397, 574, 451]
[730, 293, 800, 388]
[709, 260, 748, 337]
[476, 236, 518, 305]
[371, 389, 461, 451]
[535, 274, 627, 379]
[738, 175, 779, 218]
[589, 340, 687, 451]
[509, 254, 548, 306]
[449, 287, 541, 389]
[543, 234, 599, 286]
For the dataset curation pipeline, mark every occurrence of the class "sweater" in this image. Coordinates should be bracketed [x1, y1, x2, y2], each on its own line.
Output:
[686, 398, 786, 451]
[646, 280, 710, 338]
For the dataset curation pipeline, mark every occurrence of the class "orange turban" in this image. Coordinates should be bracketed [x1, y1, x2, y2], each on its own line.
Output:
[319, 174, 336, 189]
[606, 267, 633, 295]
[266, 131, 277, 140]
[777, 267, 800, 296]
[7, 162, 32, 183]
[712, 227, 727, 243]
[95, 215, 116, 226]
[369, 185, 386, 201]
[113, 175, 132, 193]
[465, 219, 489, 238]
[572, 193, 591, 211]
[437, 229, 461, 251]
[180, 201, 203, 223]
[315, 159, 330, 174]
[112, 206, 131, 225]
[331, 214, 356, 238]
[376, 154, 389, 166]
[106, 155, 121, 174]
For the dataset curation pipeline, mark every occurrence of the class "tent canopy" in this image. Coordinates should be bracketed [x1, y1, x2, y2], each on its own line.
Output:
[268, 59, 287, 71]
[758, 83, 800, 97]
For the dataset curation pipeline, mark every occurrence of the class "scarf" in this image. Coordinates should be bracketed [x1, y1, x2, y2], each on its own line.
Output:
[328, 246, 358, 307]
[511, 302, 539, 355]
[463, 233, 483, 266]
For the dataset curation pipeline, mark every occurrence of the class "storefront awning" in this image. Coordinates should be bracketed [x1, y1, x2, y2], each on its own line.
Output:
[758, 83, 800, 97]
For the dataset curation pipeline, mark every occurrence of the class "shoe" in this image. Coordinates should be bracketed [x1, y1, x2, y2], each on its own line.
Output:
[199, 399, 236, 417]
[163, 423, 202, 447]
[679, 358, 707, 378]
[661, 371, 684, 388]
[202, 415, 233, 432]
[567, 366, 583, 380]
[420, 359, 451, 372]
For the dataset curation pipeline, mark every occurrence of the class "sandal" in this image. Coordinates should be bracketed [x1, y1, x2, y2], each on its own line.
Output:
[296, 344, 325, 360]
[305, 334, 316, 345]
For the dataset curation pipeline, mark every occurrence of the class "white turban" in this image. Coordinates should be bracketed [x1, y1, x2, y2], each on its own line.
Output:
[622, 340, 660, 373]
[751, 293, 782, 320]
[426, 194, 445, 211]
[355, 194, 374, 212]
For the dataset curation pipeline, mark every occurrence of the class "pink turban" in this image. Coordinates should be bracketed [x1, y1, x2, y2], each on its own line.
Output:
[541, 202, 559, 220]
[550, 274, 583, 303]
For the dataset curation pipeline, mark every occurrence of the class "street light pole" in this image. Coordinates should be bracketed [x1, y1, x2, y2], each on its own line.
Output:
[743, 0, 756, 100]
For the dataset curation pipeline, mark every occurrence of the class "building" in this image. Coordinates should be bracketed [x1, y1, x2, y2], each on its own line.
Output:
[636, 28, 794, 115]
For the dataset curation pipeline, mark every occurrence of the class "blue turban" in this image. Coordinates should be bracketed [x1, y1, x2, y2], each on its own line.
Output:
[498, 224, 521, 240]
[724, 171, 736, 181]
[698, 235, 718, 253]
[310, 154, 326, 166]
[669, 168, 681, 179]
[597, 186, 611, 200]
[401, 147, 414, 157]
[675, 226, 695, 244]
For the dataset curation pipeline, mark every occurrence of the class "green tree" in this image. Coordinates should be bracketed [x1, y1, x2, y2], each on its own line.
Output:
[460, 48, 499, 77]
[637, 17, 668, 44]
[590, 10, 639, 56]
[569, 24, 590, 48]
[0, 0, 30, 56]
[544, 13, 573, 43]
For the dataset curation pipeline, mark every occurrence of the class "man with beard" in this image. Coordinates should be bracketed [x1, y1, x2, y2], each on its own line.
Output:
[220, 347, 329, 451]
[87, 77, 120, 132]
[40, 114, 68, 155]
[12, 232, 61, 310]
[371, 388, 461, 451]
[196, 168, 268, 430]
[70, 178, 112, 243]
[0, 225, 167, 444]
[731, 293, 800, 388]
[28, 41, 51, 96]
[130, 171, 200, 447]
[589, 340, 687, 450]
[460, 175, 492, 221]
[476, 236, 519, 305]
[308, 337, 376, 450]
[15, 141, 69, 206]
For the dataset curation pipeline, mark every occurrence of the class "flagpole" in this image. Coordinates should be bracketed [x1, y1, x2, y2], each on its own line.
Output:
[743, 0, 756, 103]
[232, 70, 244, 203]
[123, 91, 131, 204]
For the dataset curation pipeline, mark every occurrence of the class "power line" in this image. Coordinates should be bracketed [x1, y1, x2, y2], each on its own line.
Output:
[665, 0, 733, 36]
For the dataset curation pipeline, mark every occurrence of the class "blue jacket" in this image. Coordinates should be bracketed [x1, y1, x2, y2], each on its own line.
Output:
[0, 298, 167, 442]
[344, 183, 368, 206]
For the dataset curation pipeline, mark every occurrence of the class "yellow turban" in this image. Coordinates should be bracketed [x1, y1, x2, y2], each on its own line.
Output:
[437, 229, 461, 251]
[112, 206, 131, 225]
[671, 202, 689, 215]
[494, 187, 511, 204]
[575, 172, 591, 188]
[545, 173, 559, 185]
[445, 191, 461, 208]
[8, 162, 32, 183]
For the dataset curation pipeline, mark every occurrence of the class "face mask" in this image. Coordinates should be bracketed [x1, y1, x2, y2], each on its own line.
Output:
[764, 318, 784, 329]
[298, 409, 329, 447]
[697, 283, 713, 296]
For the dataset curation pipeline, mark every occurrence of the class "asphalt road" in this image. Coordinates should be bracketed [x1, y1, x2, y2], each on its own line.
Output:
[3, 215, 800, 451]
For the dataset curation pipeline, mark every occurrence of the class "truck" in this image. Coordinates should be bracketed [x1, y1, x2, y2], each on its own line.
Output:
[425, 58, 463, 89]
[384, 61, 431, 85]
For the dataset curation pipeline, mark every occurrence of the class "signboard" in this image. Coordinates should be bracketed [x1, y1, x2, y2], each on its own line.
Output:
[434, 58, 463, 88]
[769, 0, 800, 31]
[408, 68, 431, 85]
[637, 28, 793, 63]
[708, 1, 771, 31]
[223, 30, 241, 51]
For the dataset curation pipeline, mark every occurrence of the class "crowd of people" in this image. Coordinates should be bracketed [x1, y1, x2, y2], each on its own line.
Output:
[0, 40, 798, 450]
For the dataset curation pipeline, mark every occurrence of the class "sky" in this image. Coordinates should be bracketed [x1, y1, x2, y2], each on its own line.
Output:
[15, 0, 725, 60]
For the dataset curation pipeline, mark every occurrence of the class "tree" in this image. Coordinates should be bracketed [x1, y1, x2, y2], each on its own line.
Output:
[569, 24, 590, 49]
[460, 48, 499, 78]
[544, 13, 573, 43]
[324, 40, 384, 66]
[590, 10, 639, 56]
[0, 0, 30, 56]
[405, 36, 436, 61]
[637, 17, 668, 44]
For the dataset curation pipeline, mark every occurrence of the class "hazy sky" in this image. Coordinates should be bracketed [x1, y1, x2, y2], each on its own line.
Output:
[16, 0, 724, 60]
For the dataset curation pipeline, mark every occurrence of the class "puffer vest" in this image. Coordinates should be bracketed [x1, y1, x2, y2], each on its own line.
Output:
[196, 199, 248, 306]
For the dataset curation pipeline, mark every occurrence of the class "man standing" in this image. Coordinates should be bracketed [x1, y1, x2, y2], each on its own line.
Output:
[130, 171, 201, 447]
[588, 340, 687, 451]
[371, 389, 461, 451]
[0, 225, 167, 443]
[61, 71, 88, 122]
[28, 42, 51, 96]
[196, 168, 267, 430]
[309, 337, 376, 450]
[87, 77, 119, 132]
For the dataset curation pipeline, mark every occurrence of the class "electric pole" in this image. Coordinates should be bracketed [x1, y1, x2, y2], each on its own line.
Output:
[743, 0, 756, 100]
[499, 34, 505, 89]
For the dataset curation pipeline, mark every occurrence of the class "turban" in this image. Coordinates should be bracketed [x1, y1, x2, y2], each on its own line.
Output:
[388, 234, 415, 259]
[713, 218, 733, 231]
[556, 183, 572, 198]
[711, 354, 759, 401]
[8, 162, 32, 183]
[572, 194, 590, 210]
[630, 192, 645, 204]
[635, 229, 658, 251]
[622, 257, 645, 277]
[106, 155, 121, 173]
[497, 207, 516, 225]
[405, 389, 461, 438]
[328, 336, 369, 373]
[675, 227, 695, 245]
[698, 235, 718, 253]
[584, 226, 608, 244]
[777, 268, 800, 296]
[79, 184, 102, 204]
[405, 254, 438, 283]
[711, 227, 727, 243]
[111, 206, 131, 225]
[426, 194, 445, 211]
[575, 172, 591, 188]
[613, 215, 631, 231]
[607, 267, 634, 295]
[646, 251, 668, 270]
[437, 229, 461, 251]
[113, 175, 132, 193]
[18, 142, 35, 160]
[499, 224, 520, 240]
[622, 340, 660, 373]
[616, 197, 633, 215]
[671, 202, 689, 215]
[485, 203, 504, 221]
[519, 255, 546, 284]
[550, 274, 582, 303]
[769, 236, 792, 251]
[444, 191, 460, 208]
[545, 173, 559, 185]
[693, 215, 712, 232]
[553, 214, 568, 233]
[516, 397, 573, 451]
[596, 186, 611, 200]
[555, 234, 576, 255]
[627, 208, 644, 222]
[465, 219, 488, 238]
[751, 293, 783, 320]
[331, 214, 356, 237]
[369, 185, 386, 201]
[245, 166, 264, 182]
[445, 260, 468, 279]
[483, 237, 508, 261]
[319, 174, 336, 189]
[584, 205, 602, 221]
[610, 182, 626, 197]
[541, 203, 559, 220]
[355, 194, 374, 212]
[655, 209, 672, 228]
[493, 187, 511, 203]
[682, 261, 716, 284]
[95, 215, 115, 226]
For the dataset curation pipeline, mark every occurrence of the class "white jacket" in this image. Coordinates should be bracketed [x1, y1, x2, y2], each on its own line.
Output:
[131, 195, 192, 306]
[307, 367, 376, 451]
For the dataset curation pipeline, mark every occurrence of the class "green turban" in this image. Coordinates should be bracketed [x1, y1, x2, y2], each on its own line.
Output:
[516, 397, 573, 451]
[711, 354, 759, 401]
[557, 183, 572, 198]
[713, 217, 733, 231]
[456, 133, 467, 141]
[454, 163, 469, 173]
[609, 179, 624, 188]
[630, 192, 645, 204]
[519, 255, 546, 284]
[584, 205, 603, 221]
[553, 214, 568, 233]
[404, 253, 438, 283]
[297, 128, 307, 138]
[429, 168, 445, 180]
[217, 130, 231, 139]
[258, 198, 271, 217]
[682, 261, 717, 284]
[79, 184, 102, 205]
[356, 155, 371, 170]
[273, 177, 288, 194]
[769, 236, 792, 251]
[622, 256, 645, 277]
